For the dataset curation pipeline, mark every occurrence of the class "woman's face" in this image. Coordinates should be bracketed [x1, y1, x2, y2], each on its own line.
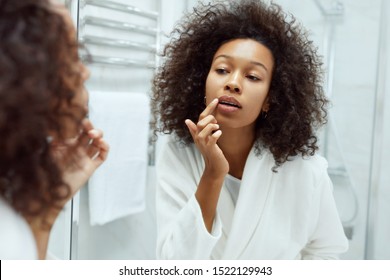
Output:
[205, 38, 274, 130]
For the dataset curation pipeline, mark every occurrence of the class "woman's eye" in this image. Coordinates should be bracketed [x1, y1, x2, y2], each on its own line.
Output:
[247, 74, 260, 81]
[216, 68, 228, 74]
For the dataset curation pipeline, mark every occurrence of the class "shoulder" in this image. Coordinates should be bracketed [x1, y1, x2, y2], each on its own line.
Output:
[289, 153, 328, 172]
[277, 153, 329, 186]
[0, 198, 37, 259]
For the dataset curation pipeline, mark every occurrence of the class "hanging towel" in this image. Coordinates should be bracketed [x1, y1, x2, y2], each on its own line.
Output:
[88, 91, 150, 226]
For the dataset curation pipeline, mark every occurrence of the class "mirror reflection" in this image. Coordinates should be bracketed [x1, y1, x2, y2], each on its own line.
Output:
[1, 0, 388, 260]
[69, 0, 389, 260]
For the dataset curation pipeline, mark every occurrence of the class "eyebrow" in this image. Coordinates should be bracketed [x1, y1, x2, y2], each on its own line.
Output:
[214, 54, 269, 72]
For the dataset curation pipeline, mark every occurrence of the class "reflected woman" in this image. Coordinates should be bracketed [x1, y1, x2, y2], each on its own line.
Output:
[0, 0, 108, 259]
[152, 0, 348, 259]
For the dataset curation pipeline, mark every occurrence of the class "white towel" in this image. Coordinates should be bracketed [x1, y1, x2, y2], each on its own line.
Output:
[88, 91, 150, 226]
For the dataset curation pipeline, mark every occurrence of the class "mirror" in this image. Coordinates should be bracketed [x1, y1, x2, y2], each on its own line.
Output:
[49, 0, 389, 260]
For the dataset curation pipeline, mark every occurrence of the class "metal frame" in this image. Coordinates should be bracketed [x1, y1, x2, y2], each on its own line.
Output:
[82, 54, 155, 68]
[70, 0, 81, 261]
[80, 35, 156, 52]
[365, 0, 388, 260]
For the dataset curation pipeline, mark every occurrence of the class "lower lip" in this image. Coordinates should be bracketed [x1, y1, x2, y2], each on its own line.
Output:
[217, 103, 240, 113]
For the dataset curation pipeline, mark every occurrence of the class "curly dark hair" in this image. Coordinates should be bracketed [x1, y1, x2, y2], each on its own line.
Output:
[0, 0, 86, 220]
[152, 0, 328, 168]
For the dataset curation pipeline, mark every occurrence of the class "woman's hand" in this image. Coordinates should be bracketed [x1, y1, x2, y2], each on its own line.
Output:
[51, 118, 109, 200]
[28, 119, 109, 259]
[60, 119, 109, 197]
[185, 98, 229, 179]
[185, 98, 228, 232]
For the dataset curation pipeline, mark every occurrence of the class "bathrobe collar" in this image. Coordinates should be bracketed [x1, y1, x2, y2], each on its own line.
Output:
[217, 146, 275, 259]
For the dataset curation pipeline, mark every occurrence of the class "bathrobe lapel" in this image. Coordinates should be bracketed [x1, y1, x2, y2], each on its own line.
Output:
[221, 148, 274, 259]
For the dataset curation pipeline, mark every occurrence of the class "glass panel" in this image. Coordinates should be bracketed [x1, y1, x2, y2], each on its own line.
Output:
[365, 0, 389, 259]
[276, 0, 384, 259]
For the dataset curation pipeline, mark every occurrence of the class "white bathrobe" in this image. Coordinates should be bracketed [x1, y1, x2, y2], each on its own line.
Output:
[156, 138, 349, 260]
[0, 197, 37, 259]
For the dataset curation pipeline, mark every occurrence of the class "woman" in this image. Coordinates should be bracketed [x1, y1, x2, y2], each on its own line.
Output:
[0, 0, 108, 259]
[152, 1, 348, 259]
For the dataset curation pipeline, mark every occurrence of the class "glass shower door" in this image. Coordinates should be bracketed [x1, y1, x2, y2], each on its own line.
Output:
[277, 0, 388, 259]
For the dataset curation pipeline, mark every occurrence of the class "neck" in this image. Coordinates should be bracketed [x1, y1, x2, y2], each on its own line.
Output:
[24, 207, 61, 260]
[218, 125, 256, 179]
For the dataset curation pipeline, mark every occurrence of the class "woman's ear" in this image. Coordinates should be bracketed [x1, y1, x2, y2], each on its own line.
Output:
[262, 98, 269, 113]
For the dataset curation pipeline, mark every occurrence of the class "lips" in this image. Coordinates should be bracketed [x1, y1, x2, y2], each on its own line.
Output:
[218, 95, 242, 108]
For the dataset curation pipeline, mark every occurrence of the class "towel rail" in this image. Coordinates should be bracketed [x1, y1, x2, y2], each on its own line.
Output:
[82, 16, 157, 36]
[81, 54, 155, 68]
[79, 0, 159, 166]
[81, 0, 158, 20]
[80, 35, 156, 53]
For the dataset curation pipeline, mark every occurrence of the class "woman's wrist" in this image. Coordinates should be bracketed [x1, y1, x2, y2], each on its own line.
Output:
[203, 165, 228, 181]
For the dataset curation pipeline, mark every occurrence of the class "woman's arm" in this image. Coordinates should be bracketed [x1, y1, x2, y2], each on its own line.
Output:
[185, 98, 229, 232]
[26, 119, 109, 259]
[156, 141, 224, 259]
[156, 99, 230, 259]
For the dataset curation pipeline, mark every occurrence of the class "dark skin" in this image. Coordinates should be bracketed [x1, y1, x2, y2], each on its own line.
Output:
[185, 39, 274, 232]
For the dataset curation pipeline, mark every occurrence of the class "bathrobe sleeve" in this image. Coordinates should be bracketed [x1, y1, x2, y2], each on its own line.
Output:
[155, 141, 222, 259]
[300, 166, 349, 259]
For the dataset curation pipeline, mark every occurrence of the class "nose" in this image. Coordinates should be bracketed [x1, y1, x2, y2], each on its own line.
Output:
[224, 73, 241, 94]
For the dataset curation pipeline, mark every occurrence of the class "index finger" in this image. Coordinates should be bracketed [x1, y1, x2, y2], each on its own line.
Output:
[82, 118, 94, 132]
[199, 98, 219, 120]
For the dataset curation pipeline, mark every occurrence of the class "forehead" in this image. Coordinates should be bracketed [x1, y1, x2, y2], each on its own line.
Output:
[213, 39, 274, 68]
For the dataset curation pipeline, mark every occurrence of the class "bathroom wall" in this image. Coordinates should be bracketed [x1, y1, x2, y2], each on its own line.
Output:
[275, 0, 389, 259]
[76, 0, 158, 259]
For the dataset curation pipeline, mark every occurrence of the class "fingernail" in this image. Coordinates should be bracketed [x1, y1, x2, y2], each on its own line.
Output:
[213, 98, 219, 103]
[88, 130, 97, 137]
